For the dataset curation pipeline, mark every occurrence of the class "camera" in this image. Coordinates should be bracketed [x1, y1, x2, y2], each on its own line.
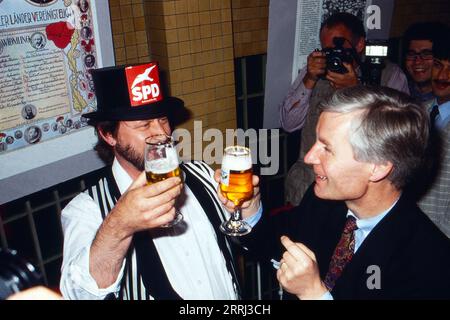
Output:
[322, 37, 357, 74]
[361, 40, 389, 86]
[0, 248, 42, 299]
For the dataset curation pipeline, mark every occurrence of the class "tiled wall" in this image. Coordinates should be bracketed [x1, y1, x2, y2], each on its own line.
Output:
[231, 0, 269, 58]
[109, 0, 150, 65]
[109, 0, 237, 160]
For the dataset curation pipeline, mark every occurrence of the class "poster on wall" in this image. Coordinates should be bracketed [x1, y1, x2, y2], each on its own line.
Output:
[0, 0, 99, 154]
[0, 0, 114, 204]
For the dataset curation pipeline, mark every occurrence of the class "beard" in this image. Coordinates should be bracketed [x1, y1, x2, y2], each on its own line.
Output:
[115, 141, 145, 171]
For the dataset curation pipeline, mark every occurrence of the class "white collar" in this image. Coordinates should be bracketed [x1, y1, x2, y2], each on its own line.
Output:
[111, 158, 134, 195]
[347, 197, 400, 232]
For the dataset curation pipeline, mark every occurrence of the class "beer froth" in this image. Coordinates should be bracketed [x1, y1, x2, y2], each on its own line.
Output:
[145, 147, 179, 174]
[221, 153, 252, 172]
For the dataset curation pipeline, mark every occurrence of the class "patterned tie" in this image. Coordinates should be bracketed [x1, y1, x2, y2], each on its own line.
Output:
[429, 104, 440, 130]
[324, 216, 358, 291]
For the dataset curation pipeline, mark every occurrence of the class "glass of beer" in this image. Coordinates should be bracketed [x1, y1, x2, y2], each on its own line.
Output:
[220, 146, 253, 236]
[145, 134, 182, 227]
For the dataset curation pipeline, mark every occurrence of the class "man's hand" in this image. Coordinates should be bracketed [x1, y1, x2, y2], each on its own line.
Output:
[303, 51, 327, 89]
[214, 169, 260, 219]
[7, 286, 62, 300]
[326, 62, 359, 90]
[90, 172, 183, 288]
[277, 236, 328, 300]
[105, 172, 183, 239]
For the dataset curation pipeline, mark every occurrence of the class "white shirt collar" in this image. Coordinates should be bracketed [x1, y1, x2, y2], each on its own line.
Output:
[347, 197, 400, 232]
[346, 197, 401, 252]
[111, 158, 134, 195]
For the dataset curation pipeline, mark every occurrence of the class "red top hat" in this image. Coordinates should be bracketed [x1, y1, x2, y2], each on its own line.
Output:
[82, 62, 183, 121]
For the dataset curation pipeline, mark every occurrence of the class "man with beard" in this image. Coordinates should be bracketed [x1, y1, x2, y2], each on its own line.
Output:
[417, 31, 450, 237]
[403, 22, 447, 103]
[59, 62, 261, 300]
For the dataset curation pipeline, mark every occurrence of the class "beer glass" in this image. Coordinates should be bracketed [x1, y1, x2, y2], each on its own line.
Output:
[220, 146, 253, 236]
[145, 134, 182, 227]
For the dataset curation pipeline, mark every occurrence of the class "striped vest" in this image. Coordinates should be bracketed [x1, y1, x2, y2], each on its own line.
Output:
[86, 161, 241, 300]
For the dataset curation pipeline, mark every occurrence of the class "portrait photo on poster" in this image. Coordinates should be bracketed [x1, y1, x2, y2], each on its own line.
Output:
[78, 0, 89, 13]
[84, 54, 96, 68]
[81, 26, 92, 40]
[30, 31, 46, 50]
[21, 104, 37, 120]
[26, 0, 58, 6]
[24, 126, 42, 144]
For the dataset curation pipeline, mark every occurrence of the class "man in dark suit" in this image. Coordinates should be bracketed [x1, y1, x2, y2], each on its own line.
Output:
[233, 86, 450, 299]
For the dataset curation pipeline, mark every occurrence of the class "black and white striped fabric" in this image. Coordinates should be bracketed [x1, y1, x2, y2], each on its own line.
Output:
[86, 161, 241, 300]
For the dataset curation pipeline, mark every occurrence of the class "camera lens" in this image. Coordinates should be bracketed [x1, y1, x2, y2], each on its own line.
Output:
[329, 57, 342, 69]
[327, 55, 346, 73]
[0, 249, 42, 300]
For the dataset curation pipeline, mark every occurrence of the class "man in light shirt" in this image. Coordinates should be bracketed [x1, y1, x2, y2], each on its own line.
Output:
[417, 32, 450, 237]
[402, 22, 447, 103]
[242, 86, 450, 299]
[60, 62, 261, 300]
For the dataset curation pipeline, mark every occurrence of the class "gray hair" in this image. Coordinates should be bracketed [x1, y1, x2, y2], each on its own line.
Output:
[318, 86, 429, 189]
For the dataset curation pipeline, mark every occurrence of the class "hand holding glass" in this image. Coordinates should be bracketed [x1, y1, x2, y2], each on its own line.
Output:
[220, 146, 253, 236]
[144, 134, 182, 227]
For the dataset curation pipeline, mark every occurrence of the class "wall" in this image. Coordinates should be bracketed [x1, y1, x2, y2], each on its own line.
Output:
[231, 0, 269, 58]
[108, 0, 237, 161]
[390, 0, 450, 37]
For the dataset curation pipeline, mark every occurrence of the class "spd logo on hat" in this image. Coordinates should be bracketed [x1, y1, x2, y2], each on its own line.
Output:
[125, 63, 163, 107]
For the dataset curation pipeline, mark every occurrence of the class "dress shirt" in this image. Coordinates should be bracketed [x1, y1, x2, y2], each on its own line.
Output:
[279, 64, 410, 132]
[320, 198, 399, 300]
[408, 81, 435, 103]
[428, 99, 450, 130]
[61, 159, 250, 300]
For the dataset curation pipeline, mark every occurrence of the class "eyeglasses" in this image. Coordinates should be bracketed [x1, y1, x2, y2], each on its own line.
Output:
[406, 50, 433, 61]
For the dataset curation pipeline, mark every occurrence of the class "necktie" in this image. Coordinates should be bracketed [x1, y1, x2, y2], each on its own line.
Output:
[429, 105, 440, 130]
[324, 216, 358, 291]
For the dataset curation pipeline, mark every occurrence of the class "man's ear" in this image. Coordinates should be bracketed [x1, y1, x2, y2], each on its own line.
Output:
[355, 36, 365, 56]
[369, 161, 393, 183]
[97, 127, 117, 147]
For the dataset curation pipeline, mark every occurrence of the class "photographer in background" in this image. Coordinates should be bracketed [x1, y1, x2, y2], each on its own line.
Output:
[280, 12, 409, 206]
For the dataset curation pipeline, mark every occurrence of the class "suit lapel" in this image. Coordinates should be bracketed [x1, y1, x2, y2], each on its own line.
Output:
[332, 194, 413, 296]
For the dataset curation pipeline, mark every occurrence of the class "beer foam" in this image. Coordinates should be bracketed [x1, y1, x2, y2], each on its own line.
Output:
[221, 154, 252, 171]
[145, 147, 179, 174]
[145, 158, 179, 174]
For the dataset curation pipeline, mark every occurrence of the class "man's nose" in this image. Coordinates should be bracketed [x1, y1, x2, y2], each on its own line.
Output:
[437, 68, 450, 81]
[304, 143, 320, 165]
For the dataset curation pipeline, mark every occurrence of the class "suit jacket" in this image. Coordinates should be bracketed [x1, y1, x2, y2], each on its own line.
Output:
[242, 185, 450, 299]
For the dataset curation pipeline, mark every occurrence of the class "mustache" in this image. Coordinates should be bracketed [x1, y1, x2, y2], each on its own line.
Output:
[433, 80, 450, 86]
